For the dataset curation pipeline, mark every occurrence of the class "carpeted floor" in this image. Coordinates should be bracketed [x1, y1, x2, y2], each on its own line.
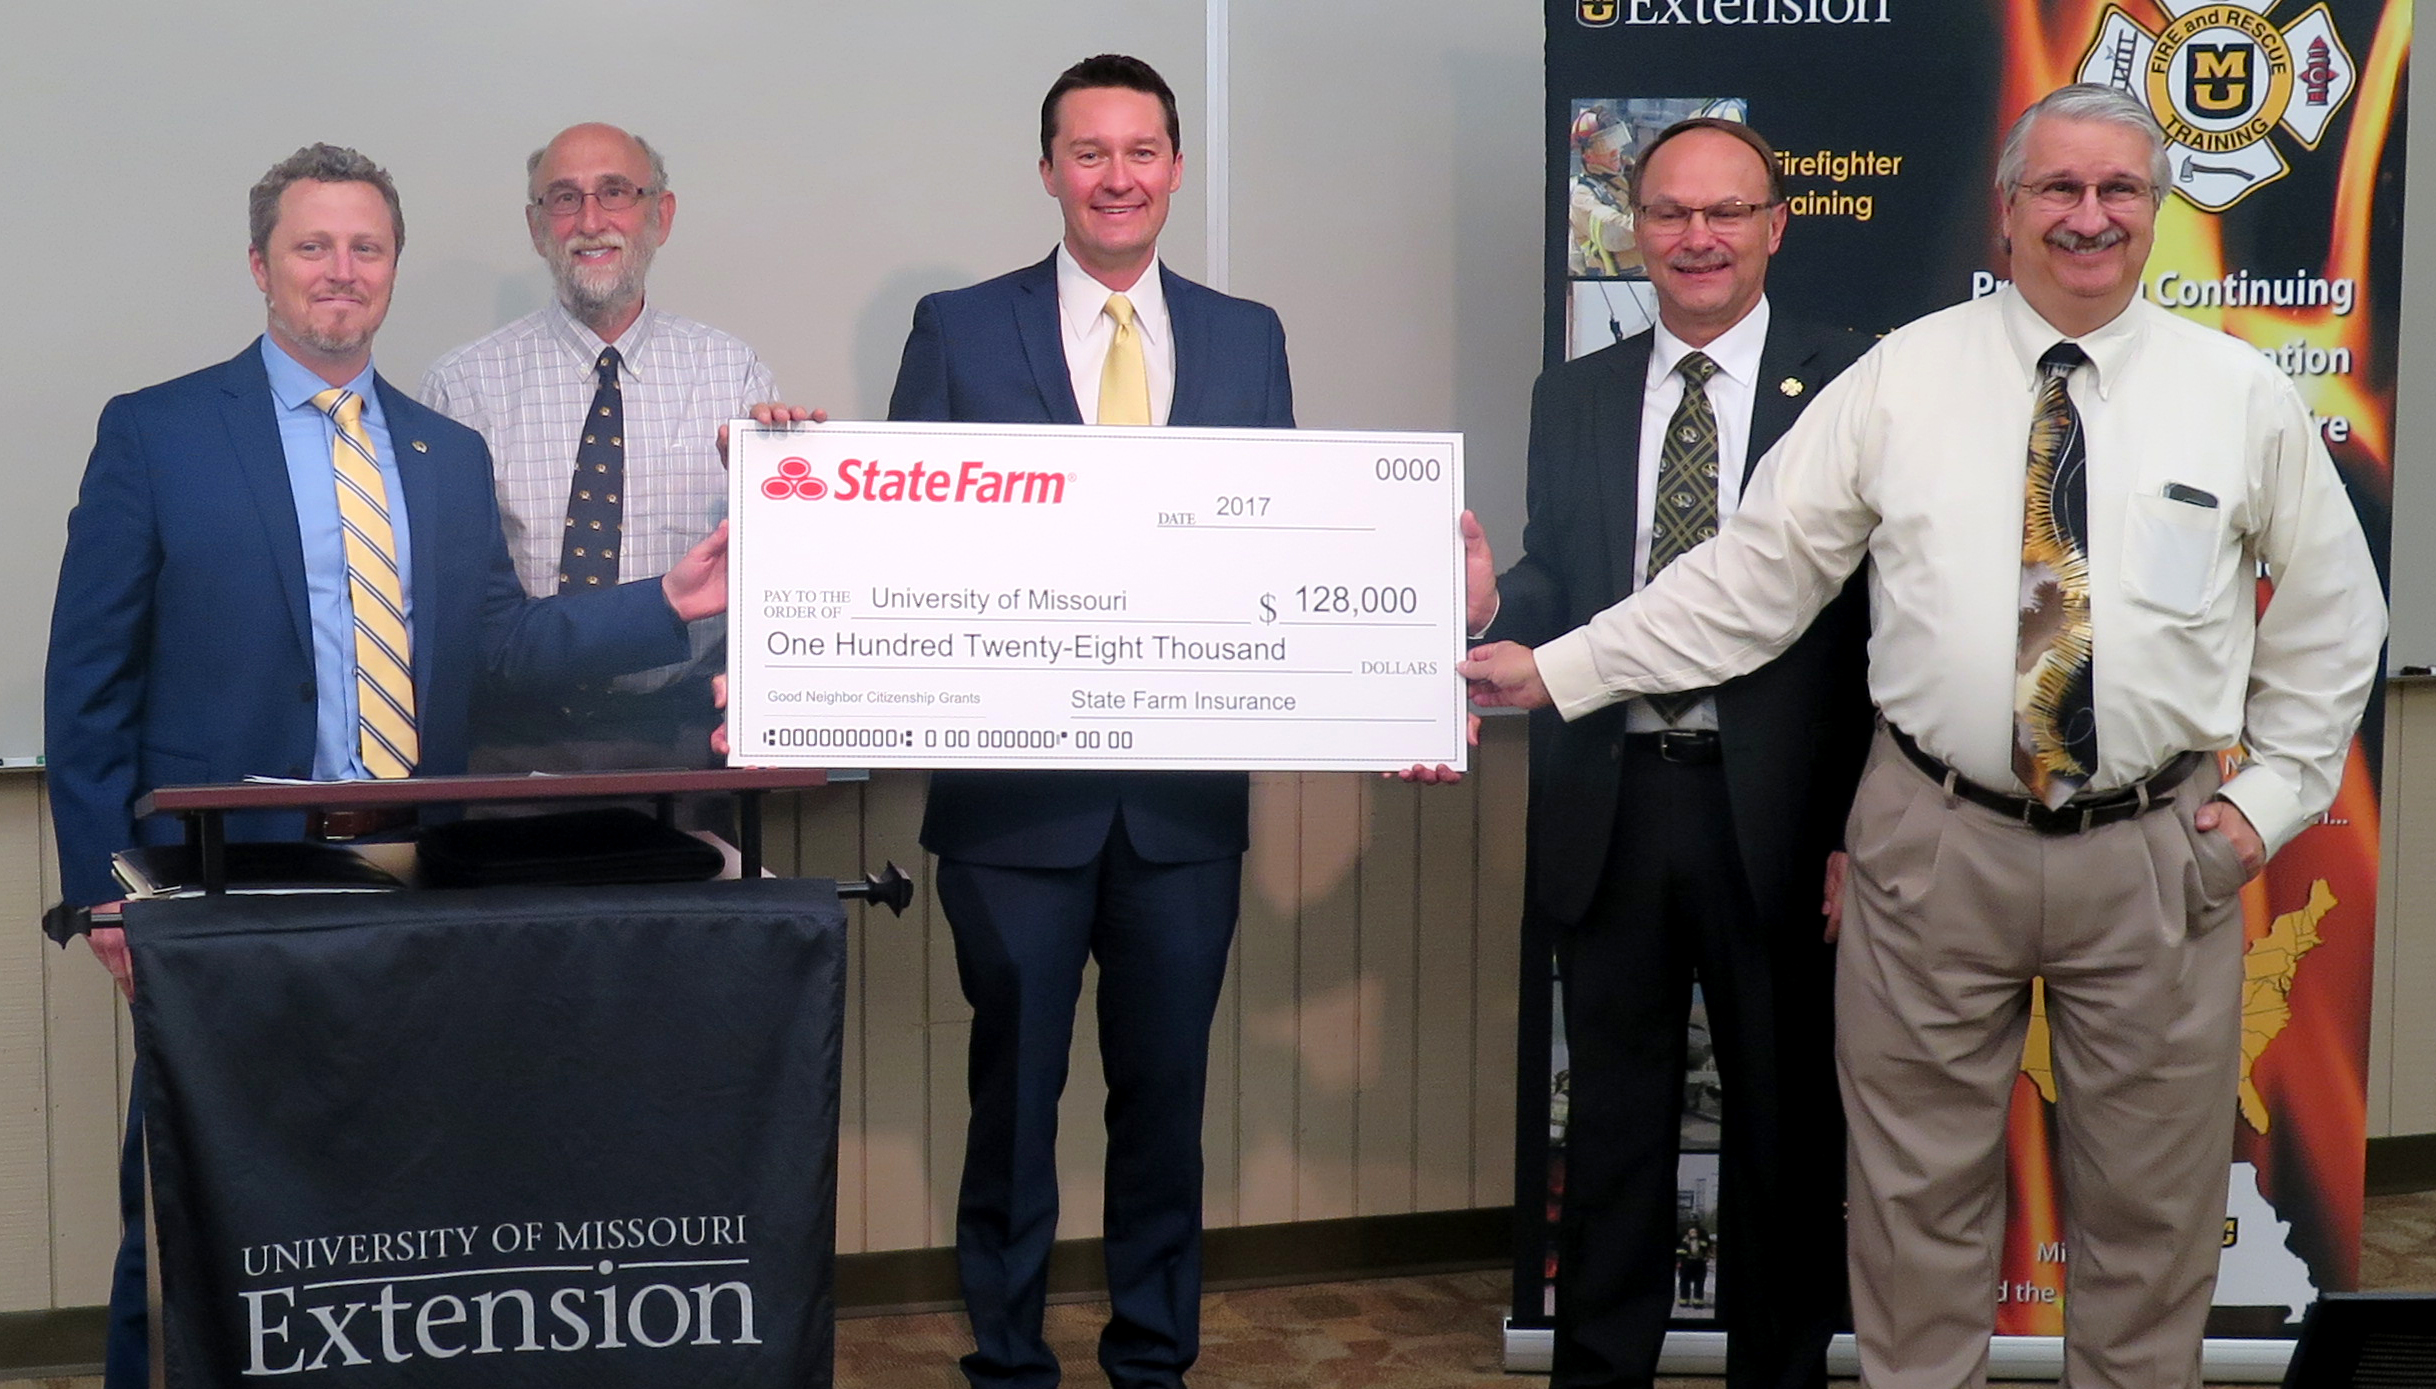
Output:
[11, 1190, 2433, 1388]
[828, 1189, 2436, 1387]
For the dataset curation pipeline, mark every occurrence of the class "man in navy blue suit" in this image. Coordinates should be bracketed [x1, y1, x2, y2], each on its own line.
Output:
[45, 143, 728, 1388]
[887, 54, 1293, 1389]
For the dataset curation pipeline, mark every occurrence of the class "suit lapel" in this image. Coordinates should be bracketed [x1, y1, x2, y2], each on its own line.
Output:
[374, 374, 441, 707]
[1600, 333, 1656, 605]
[1746, 322, 1823, 487]
[1163, 265, 1211, 427]
[217, 345, 315, 664]
[1012, 252, 1084, 425]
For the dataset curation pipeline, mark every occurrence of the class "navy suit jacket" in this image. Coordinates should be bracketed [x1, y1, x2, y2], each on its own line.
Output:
[888, 251, 1294, 868]
[45, 342, 692, 905]
[1487, 318, 1874, 928]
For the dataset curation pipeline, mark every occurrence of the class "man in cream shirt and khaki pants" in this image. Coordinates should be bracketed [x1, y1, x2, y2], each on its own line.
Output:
[1461, 84, 2386, 1389]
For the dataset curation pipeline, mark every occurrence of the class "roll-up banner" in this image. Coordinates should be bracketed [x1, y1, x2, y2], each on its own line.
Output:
[1522, 0, 2403, 1349]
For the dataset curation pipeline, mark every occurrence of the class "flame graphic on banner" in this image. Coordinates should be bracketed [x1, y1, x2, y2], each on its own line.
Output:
[1986, 0, 2404, 1333]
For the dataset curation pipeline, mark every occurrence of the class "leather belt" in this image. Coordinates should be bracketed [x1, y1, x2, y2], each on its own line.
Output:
[1623, 729, 1722, 765]
[308, 806, 418, 840]
[1888, 723, 2199, 836]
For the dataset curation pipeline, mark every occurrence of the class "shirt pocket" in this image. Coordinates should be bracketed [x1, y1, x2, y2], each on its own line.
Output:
[2120, 491, 2225, 620]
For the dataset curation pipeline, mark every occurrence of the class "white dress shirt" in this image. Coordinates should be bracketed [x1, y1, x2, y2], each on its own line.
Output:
[1533, 286, 2386, 854]
[1056, 244, 1176, 425]
[420, 301, 773, 692]
[1622, 298, 1769, 733]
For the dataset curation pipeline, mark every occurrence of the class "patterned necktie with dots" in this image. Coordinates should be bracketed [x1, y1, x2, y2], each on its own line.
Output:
[559, 345, 624, 593]
[2015, 340, 2098, 807]
[309, 387, 418, 778]
[1644, 350, 1722, 724]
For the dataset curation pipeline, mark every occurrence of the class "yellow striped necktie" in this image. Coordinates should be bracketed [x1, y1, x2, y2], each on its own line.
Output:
[1097, 293, 1151, 426]
[311, 388, 419, 778]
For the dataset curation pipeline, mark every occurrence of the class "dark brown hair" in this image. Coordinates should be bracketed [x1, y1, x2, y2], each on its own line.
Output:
[1040, 54, 1180, 161]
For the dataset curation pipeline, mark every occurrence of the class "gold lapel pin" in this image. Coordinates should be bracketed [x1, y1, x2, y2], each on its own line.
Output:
[1779, 378, 1805, 398]
[411, 440, 429, 453]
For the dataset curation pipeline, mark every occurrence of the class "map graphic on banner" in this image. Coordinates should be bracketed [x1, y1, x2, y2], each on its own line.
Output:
[1528, 0, 2406, 1339]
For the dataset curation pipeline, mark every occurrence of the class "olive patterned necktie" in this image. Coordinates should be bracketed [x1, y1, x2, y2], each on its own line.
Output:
[2014, 341, 2098, 807]
[1644, 350, 1721, 725]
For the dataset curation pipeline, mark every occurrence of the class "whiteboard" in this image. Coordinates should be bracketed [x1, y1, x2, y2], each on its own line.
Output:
[0, 2, 1212, 763]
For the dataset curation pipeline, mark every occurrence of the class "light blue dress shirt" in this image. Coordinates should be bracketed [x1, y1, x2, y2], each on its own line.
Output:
[259, 336, 417, 780]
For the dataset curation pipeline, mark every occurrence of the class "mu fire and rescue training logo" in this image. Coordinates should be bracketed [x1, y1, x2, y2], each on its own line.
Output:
[2079, 1, 2354, 211]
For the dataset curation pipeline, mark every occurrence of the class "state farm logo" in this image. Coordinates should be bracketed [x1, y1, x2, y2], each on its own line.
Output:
[759, 456, 1069, 505]
[761, 458, 827, 500]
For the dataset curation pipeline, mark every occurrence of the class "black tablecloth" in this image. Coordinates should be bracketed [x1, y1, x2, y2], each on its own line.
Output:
[128, 879, 845, 1387]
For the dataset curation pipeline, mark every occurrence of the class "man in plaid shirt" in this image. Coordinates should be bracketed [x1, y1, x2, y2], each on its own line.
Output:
[424, 122, 771, 773]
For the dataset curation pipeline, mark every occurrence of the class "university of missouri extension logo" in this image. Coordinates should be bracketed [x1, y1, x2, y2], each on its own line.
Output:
[2079, 2, 2355, 211]
[1578, 0, 1619, 23]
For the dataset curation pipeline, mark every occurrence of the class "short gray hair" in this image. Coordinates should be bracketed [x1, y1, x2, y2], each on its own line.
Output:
[525, 129, 669, 197]
[1994, 83, 2170, 203]
[248, 144, 404, 257]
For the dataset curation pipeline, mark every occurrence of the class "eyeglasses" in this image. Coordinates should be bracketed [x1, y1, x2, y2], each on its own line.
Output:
[1635, 199, 1776, 235]
[2018, 177, 2156, 211]
[532, 183, 660, 218]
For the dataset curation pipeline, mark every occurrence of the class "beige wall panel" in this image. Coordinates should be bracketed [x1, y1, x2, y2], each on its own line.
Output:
[41, 788, 121, 1302]
[858, 772, 935, 1252]
[925, 1015, 971, 1252]
[2380, 684, 2436, 1135]
[1235, 772, 1304, 1226]
[2371, 694, 2400, 1137]
[1412, 774, 1483, 1212]
[1293, 774, 1365, 1222]
[909, 787, 972, 1251]
[1202, 933, 1244, 1230]
[1469, 721, 1528, 1205]
[791, 782, 869, 1252]
[1354, 777, 1422, 1217]
[0, 777, 54, 1310]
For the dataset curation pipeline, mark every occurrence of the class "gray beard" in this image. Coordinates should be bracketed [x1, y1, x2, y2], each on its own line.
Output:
[553, 237, 655, 329]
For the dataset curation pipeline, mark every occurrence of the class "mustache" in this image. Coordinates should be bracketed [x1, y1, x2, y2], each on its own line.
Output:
[1666, 251, 1732, 273]
[563, 232, 629, 255]
[2046, 225, 2128, 253]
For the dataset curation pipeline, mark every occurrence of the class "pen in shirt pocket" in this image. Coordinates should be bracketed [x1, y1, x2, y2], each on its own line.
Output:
[2162, 482, 2218, 508]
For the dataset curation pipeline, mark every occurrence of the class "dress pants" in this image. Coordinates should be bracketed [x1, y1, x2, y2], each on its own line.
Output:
[938, 816, 1240, 1389]
[1554, 741, 1844, 1389]
[1838, 729, 2248, 1389]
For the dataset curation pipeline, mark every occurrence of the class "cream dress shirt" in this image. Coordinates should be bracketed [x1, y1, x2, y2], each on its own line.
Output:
[1534, 286, 2386, 853]
[1056, 244, 1176, 426]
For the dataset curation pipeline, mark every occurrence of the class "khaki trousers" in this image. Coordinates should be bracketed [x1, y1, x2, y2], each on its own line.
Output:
[1837, 728, 2250, 1389]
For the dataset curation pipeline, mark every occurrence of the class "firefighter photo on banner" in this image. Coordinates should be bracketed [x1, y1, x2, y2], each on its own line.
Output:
[1523, 0, 2406, 1340]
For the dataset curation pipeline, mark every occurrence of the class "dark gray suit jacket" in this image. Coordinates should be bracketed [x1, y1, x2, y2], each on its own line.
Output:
[1487, 317, 1873, 927]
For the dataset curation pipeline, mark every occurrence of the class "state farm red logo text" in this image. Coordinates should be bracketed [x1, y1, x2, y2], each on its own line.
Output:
[761, 456, 1068, 504]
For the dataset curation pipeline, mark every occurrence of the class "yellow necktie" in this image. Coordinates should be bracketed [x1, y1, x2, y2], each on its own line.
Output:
[311, 388, 419, 778]
[1097, 293, 1151, 426]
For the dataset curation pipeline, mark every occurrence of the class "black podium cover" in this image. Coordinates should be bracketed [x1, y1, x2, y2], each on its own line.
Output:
[128, 880, 845, 1387]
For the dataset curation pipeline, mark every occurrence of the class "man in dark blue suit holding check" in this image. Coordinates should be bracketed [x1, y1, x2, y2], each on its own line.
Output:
[45, 142, 727, 1388]
[887, 53, 1293, 1389]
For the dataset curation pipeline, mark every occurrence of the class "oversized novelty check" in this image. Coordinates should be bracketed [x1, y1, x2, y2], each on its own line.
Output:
[727, 422, 1466, 772]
